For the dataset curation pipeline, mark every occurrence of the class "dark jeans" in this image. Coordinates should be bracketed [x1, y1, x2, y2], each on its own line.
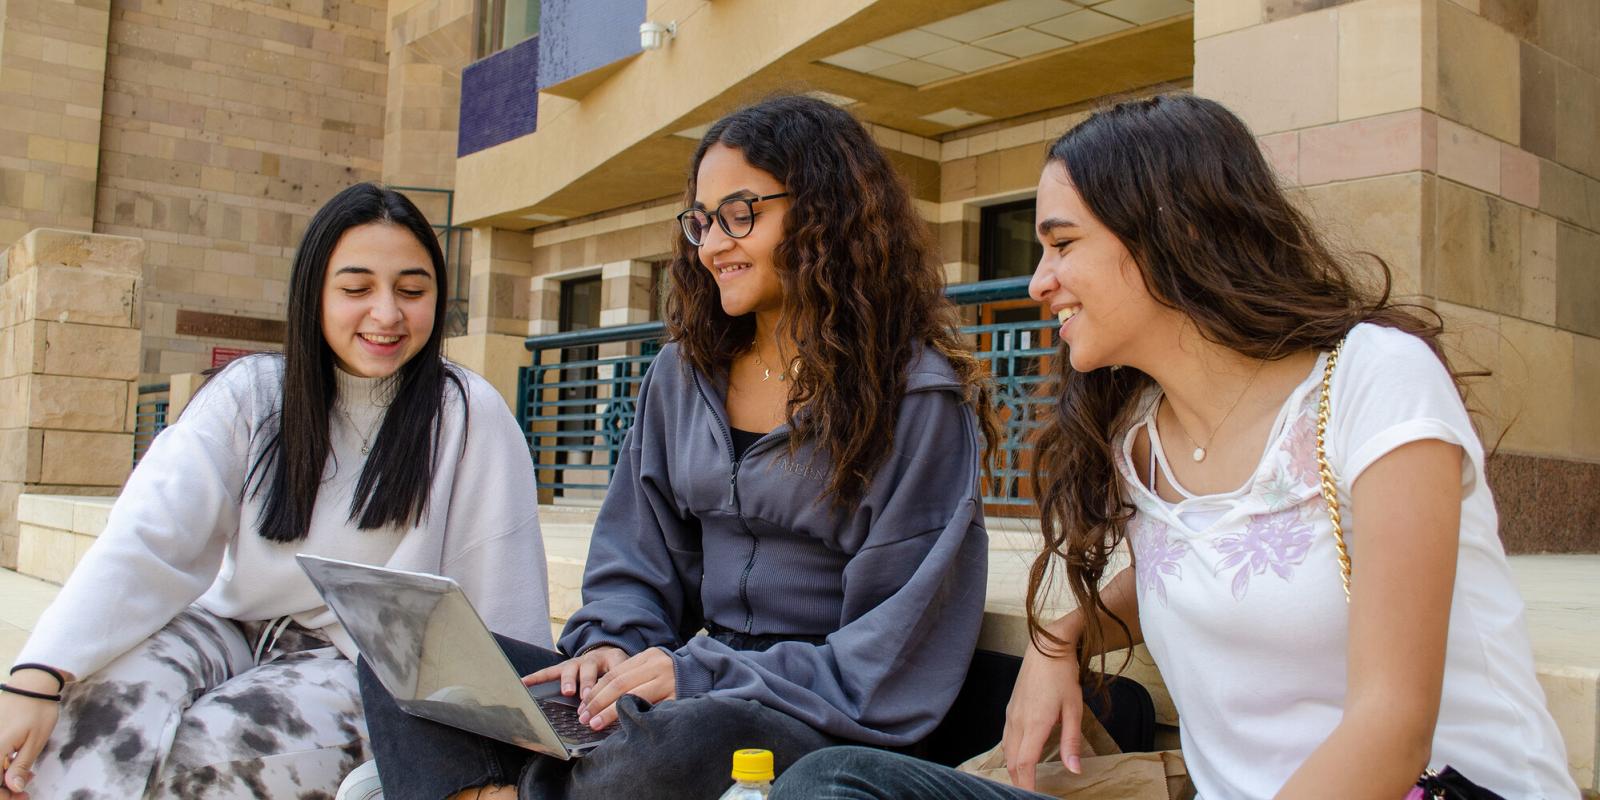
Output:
[357, 633, 840, 800]
[770, 747, 1051, 800]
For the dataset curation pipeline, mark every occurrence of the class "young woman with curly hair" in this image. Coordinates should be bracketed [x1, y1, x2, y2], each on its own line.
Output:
[770, 94, 1576, 799]
[357, 94, 1001, 800]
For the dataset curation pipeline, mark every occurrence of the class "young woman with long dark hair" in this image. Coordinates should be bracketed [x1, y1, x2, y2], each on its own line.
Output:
[770, 94, 1578, 799]
[357, 94, 1001, 800]
[0, 183, 550, 800]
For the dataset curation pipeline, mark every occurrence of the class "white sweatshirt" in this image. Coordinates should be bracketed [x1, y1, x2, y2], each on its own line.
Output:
[18, 355, 552, 678]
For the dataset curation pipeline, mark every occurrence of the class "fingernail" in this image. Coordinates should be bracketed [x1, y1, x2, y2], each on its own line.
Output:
[9, 774, 27, 791]
[580, 687, 590, 700]
[563, 683, 574, 694]
[577, 711, 589, 724]
[1066, 755, 1082, 775]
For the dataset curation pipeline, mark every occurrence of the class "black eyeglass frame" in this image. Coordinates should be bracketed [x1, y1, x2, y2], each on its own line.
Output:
[676, 192, 789, 246]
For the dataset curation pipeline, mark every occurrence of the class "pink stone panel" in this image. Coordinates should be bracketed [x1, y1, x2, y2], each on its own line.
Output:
[1298, 109, 1433, 186]
[1500, 144, 1541, 208]
[1257, 131, 1300, 185]
[1436, 117, 1502, 194]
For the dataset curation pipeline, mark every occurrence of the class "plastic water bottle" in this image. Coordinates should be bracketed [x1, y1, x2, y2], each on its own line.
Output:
[716, 748, 774, 799]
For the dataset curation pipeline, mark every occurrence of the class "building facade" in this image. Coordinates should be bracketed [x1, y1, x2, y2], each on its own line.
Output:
[0, 0, 1597, 566]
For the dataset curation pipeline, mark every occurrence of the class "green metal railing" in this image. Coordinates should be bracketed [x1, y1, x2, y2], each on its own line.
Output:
[391, 186, 470, 337]
[518, 277, 1057, 509]
[133, 383, 170, 466]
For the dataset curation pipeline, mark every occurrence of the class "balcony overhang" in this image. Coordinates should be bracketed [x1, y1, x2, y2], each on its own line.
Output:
[455, 0, 1193, 229]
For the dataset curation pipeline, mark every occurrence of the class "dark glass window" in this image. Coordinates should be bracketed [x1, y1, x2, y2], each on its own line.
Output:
[479, 0, 540, 56]
[980, 199, 1042, 282]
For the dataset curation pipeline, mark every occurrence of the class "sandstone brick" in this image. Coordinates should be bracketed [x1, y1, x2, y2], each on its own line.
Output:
[1519, 209, 1557, 325]
[1437, 0, 1520, 144]
[17, 523, 77, 583]
[0, 429, 43, 484]
[1296, 172, 1429, 297]
[0, 376, 26, 428]
[1497, 317, 1575, 457]
[1500, 144, 1540, 208]
[1555, 223, 1600, 339]
[12, 228, 144, 277]
[1298, 110, 1433, 186]
[1436, 179, 1520, 315]
[1575, 334, 1600, 460]
[1195, 9, 1339, 135]
[1337, 0, 1430, 121]
[39, 429, 131, 486]
[41, 322, 141, 380]
[1436, 117, 1500, 195]
[1257, 131, 1299, 185]
[30, 266, 140, 327]
[25, 374, 129, 432]
[1195, 0, 1261, 39]
[1539, 160, 1597, 232]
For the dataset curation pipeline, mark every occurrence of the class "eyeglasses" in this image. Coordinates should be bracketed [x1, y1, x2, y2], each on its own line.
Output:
[677, 193, 789, 246]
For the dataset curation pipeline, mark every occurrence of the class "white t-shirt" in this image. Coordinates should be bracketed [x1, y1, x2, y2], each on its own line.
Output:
[1119, 323, 1577, 799]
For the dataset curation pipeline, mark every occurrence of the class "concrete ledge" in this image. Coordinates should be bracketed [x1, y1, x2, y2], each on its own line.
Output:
[15, 495, 110, 583]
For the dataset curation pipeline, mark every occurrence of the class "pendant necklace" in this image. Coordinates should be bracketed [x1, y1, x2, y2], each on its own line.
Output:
[338, 405, 382, 455]
[751, 343, 797, 382]
[1166, 357, 1269, 463]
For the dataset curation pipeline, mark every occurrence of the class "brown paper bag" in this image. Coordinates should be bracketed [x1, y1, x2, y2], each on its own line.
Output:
[956, 713, 1193, 800]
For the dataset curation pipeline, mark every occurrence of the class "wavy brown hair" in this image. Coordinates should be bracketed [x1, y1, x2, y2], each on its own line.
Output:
[1026, 94, 1463, 687]
[667, 94, 999, 506]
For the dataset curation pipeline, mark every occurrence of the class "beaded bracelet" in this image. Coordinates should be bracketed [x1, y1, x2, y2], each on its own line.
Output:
[9, 663, 66, 692]
[0, 683, 62, 702]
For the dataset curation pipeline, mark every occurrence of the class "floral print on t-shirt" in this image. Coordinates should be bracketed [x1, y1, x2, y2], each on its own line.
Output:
[1214, 507, 1316, 601]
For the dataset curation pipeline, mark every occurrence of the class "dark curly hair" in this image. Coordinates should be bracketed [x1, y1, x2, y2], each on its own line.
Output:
[1027, 94, 1464, 685]
[666, 94, 999, 507]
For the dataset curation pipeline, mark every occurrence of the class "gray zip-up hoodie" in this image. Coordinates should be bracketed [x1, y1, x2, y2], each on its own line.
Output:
[558, 342, 988, 746]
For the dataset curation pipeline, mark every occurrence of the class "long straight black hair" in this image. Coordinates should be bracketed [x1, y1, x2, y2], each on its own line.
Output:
[247, 182, 462, 542]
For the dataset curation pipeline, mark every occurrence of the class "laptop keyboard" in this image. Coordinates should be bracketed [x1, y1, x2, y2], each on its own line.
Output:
[535, 696, 615, 745]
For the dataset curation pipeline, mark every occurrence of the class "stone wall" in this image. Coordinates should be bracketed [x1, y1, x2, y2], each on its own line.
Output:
[1192, 0, 1599, 550]
[0, 229, 144, 569]
[92, 0, 387, 378]
[0, 0, 112, 243]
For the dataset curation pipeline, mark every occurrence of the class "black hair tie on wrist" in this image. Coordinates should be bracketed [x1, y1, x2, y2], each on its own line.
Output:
[0, 683, 62, 702]
[9, 663, 66, 692]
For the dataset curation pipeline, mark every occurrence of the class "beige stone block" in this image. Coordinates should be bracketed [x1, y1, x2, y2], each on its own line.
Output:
[10, 229, 144, 278]
[0, 429, 43, 484]
[14, 493, 74, 530]
[1298, 109, 1433, 186]
[1195, 9, 1339, 135]
[70, 498, 111, 537]
[1257, 131, 1299, 185]
[24, 374, 129, 432]
[39, 430, 131, 486]
[1338, 0, 1431, 121]
[1297, 172, 1429, 297]
[0, 377, 27, 429]
[26, 136, 67, 164]
[1435, 301, 1503, 443]
[1519, 209, 1557, 325]
[1575, 335, 1600, 461]
[1436, 0, 1520, 144]
[32, 267, 139, 326]
[1194, 0, 1261, 39]
[16, 523, 75, 584]
[1556, 223, 1600, 340]
[1497, 318, 1574, 456]
[1436, 179, 1520, 316]
[41, 323, 140, 380]
[1499, 144, 1539, 208]
[1436, 117, 1500, 195]
[1537, 160, 1594, 231]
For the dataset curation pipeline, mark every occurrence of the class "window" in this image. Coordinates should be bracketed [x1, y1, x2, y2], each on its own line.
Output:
[979, 199, 1043, 282]
[479, 0, 540, 57]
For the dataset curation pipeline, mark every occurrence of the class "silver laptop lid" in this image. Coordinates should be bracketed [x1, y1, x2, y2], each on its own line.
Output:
[296, 554, 576, 759]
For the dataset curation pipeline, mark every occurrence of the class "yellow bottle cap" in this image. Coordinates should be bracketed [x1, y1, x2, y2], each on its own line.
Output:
[731, 748, 774, 782]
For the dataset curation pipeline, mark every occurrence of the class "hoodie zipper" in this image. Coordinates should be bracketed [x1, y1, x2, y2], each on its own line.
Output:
[689, 369, 786, 634]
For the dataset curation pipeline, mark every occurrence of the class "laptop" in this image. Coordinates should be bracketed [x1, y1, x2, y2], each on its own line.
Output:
[296, 554, 614, 759]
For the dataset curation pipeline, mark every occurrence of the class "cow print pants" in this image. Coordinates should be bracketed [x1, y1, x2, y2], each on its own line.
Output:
[28, 605, 370, 799]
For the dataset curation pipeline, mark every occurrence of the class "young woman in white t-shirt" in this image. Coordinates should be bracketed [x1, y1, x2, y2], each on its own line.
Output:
[770, 94, 1578, 799]
[0, 183, 550, 800]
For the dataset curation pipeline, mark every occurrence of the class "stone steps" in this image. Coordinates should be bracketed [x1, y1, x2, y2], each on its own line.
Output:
[12, 496, 1598, 793]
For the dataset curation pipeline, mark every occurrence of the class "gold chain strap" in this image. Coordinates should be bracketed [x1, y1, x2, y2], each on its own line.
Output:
[1314, 337, 1352, 603]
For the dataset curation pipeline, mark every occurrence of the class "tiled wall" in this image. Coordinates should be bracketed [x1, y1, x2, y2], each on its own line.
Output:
[458, 35, 539, 156]
[536, 0, 644, 90]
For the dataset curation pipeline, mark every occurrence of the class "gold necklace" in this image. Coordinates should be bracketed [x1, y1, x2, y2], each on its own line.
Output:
[1164, 357, 1269, 463]
[751, 346, 796, 382]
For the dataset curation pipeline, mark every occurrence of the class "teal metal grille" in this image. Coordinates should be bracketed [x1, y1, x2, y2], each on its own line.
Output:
[518, 277, 1056, 509]
[133, 383, 170, 466]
